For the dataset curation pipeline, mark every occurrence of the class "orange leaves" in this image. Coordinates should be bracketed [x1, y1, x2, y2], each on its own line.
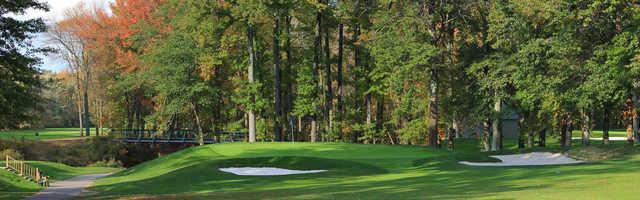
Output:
[57, 0, 167, 74]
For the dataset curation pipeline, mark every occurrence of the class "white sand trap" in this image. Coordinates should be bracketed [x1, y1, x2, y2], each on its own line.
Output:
[459, 152, 584, 166]
[219, 167, 327, 176]
[571, 137, 628, 141]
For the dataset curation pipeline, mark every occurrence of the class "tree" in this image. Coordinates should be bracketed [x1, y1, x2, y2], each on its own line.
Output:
[0, 0, 49, 129]
[50, 6, 97, 136]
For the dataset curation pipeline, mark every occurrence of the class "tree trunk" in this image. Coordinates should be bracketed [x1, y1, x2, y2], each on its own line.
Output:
[603, 107, 610, 145]
[311, 117, 317, 142]
[83, 87, 90, 136]
[428, 69, 439, 148]
[581, 110, 591, 146]
[375, 96, 384, 132]
[323, 13, 333, 141]
[538, 128, 546, 147]
[527, 125, 534, 148]
[96, 101, 102, 136]
[633, 91, 640, 143]
[560, 116, 567, 148]
[75, 71, 83, 136]
[77, 96, 83, 137]
[191, 102, 204, 146]
[311, 5, 321, 143]
[284, 15, 294, 142]
[482, 119, 491, 152]
[566, 116, 573, 147]
[452, 118, 461, 138]
[518, 116, 525, 149]
[337, 23, 344, 123]
[491, 98, 502, 151]
[273, 16, 282, 142]
[247, 24, 257, 143]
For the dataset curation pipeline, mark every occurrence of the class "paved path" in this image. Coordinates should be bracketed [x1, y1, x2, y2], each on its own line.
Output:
[24, 173, 111, 200]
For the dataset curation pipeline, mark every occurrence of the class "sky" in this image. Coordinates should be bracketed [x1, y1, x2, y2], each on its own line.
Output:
[11, 0, 114, 72]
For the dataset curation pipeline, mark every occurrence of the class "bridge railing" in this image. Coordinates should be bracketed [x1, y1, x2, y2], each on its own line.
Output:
[108, 129, 247, 143]
[5, 155, 49, 187]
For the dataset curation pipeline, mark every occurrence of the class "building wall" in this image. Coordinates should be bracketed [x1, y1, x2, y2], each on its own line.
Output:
[462, 119, 519, 139]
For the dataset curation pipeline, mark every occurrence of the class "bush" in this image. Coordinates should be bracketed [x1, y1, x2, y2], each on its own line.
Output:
[0, 149, 24, 160]
[88, 157, 123, 168]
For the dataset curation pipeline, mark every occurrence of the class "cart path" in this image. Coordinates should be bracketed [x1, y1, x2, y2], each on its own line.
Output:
[24, 173, 111, 200]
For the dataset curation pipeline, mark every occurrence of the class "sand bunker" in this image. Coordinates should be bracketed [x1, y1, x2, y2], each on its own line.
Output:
[219, 167, 327, 176]
[459, 152, 584, 166]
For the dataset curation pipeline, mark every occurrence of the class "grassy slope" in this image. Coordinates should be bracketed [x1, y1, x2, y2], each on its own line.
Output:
[90, 140, 640, 200]
[0, 161, 118, 200]
[0, 128, 83, 141]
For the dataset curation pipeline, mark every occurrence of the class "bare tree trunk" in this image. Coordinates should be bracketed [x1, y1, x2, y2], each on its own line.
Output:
[337, 23, 344, 130]
[96, 101, 102, 136]
[527, 121, 534, 148]
[323, 12, 333, 141]
[77, 98, 83, 136]
[538, 128, 546, 147]
[603, 107, 610, 145]
[366, 94, 372, 127]
[518, 116, 525, 149]
[83, 88, 90, 136]
[273, 16, 282, 142]
[75, 72, 83, 136]
[566, 116, 573, 147]
[633, 91, 639, 143]
[482, 119, 491, 152]
[247, 24, 257, 143]
[491, 98, 502, 151]
[560, 116, 567, 148]
[453, 118, 461, 138]
[581, 110, 591, 146]
[428, 69, 439, 148]
[284, 15, 294, 141]
[375, 97, 384, 130]
[311, 4, 321, 143]
[311, 117, 317, 142]
[191, 102, 204, 146]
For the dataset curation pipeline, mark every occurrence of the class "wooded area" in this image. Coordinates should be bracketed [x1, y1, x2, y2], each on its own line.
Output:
[5, 0, 640, 152]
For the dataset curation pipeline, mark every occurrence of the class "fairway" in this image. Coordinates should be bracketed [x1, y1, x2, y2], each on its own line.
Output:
[0, 128, 96, 141]
[87, 141, 640, 200]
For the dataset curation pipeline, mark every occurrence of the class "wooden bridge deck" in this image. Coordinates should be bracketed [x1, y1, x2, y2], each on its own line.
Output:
[110, 129, 247, 144]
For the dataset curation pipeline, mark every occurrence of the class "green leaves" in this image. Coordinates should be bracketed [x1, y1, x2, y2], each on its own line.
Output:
[0, 0, 48, 128]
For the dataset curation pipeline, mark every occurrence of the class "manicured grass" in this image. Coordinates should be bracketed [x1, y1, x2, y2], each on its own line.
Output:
[0, 161, 118, 200]
[0, 128, 98, 141]
[88, 140, 640, 199]
[0, 169, 39, 200]
[572, 129, 628, 138]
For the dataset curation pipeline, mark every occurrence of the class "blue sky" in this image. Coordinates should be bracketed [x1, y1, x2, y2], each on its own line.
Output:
[11, 0, 113, 72]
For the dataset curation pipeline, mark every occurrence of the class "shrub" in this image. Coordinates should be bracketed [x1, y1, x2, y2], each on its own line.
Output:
[0, 149, 24, 160]
[89, 157, 123, 168]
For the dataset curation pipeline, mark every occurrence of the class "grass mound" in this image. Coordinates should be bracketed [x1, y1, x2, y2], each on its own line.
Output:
[88, 142, 640, 200]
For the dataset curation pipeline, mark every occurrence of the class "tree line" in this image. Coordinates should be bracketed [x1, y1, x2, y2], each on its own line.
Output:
[21, 0, 640, 151]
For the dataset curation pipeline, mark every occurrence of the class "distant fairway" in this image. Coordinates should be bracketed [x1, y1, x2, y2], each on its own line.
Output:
[0, 128, 104, 141]
[572, 129, 629, 138]
[87, 140, 640, 200]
